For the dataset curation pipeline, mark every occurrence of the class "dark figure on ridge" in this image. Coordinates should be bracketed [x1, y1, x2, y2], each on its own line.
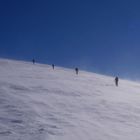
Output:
[115, 76, 119, 87]
[52, 64, 55, 70]
[32, 59, 35, 64]
[75, 67, 79, 75]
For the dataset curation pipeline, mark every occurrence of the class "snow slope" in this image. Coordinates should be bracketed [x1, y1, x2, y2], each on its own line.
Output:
[0, 59, 140, 140]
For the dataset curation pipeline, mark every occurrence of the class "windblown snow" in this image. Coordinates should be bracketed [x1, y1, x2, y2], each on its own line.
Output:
[0, 59, 140, 140]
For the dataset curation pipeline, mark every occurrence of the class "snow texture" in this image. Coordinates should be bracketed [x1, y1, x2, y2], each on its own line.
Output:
[0, 58, 140, 140]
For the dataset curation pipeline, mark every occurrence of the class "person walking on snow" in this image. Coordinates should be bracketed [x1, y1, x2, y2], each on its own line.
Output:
[115, 76, 119, 87]
[75, 67, 79, 75]
[32, 59, 35, 64]
[52, 64, 55, 70]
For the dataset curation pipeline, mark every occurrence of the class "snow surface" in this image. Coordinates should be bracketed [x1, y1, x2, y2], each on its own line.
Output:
[0, 58, 140, 140]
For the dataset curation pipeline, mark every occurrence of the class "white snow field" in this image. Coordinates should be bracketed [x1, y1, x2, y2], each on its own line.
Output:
[0, 59, 140, 140]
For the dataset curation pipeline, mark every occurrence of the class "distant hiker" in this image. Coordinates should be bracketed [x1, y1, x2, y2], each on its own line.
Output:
[115, 76, 119, 87]
[52, 64, 54, 70]
[75, 67, 79, 75]
[32, 59, 35, 64]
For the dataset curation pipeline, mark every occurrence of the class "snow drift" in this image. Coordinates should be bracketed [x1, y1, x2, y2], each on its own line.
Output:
[0, 58, 140, 140]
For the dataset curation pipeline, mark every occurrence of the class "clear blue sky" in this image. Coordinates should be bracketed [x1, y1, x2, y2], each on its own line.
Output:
[0, 0, 140, 79]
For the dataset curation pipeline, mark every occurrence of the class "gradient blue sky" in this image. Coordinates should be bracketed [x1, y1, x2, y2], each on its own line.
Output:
[0, 0, 140, 79]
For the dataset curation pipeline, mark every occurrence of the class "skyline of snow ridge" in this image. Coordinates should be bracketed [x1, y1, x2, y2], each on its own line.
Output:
[1, 0, 140, 80]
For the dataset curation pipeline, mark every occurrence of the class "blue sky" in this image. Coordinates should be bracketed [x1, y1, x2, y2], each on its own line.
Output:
[0, 0, 140, 79]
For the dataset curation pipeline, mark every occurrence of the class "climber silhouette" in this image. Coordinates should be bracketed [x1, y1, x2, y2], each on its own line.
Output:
[115, 76, 119, 87]
[32, 59, 35, 64]
[52, 64, 54, 70]
[75, 68, 79, 75]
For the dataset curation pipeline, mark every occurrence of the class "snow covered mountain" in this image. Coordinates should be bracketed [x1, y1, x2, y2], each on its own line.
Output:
[0, 58, 140, 140]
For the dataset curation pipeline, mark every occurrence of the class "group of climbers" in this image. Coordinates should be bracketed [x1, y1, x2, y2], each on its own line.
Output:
[32, 59, 119, 87]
